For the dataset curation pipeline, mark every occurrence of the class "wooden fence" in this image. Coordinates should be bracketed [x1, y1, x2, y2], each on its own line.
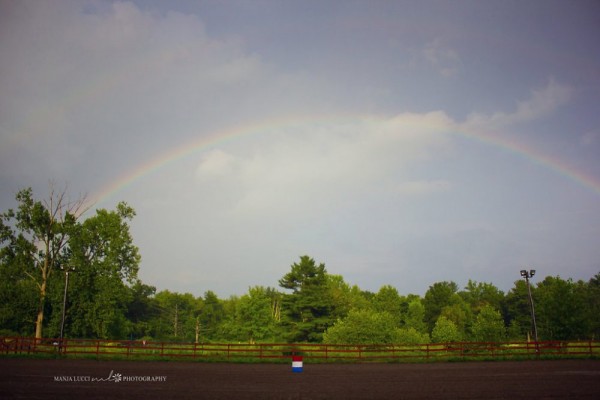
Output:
[1, 337, 599, 362]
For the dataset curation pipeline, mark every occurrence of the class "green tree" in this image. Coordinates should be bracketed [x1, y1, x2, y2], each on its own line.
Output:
[372, 285, 404, 326]
[65, 202, 141, 339]
[536, 276, 588, 340]
[431, 315, 462, 343]
[200, 290, 224, 340]
[503, 280, 534, 340]
[0, 226, 38, 335]
[586, 273, 600, 338]
[396, 327, 430, 345]
[404, 299, 427, 333]
[125, 281, 159, 339]
[323, 309, 400, 344]
[152, 290, 180, 339]
[470, 304, 506, 342]
[439, 299, 472, 338]
[179, 293, 204, 342]
[423, 281, 459, 332]
[219, 286, 282, 343]
[506, 319, 524, 340]
[325, 274, 355, 320]
[0, 186, 87, 338]
[279, 255, 335, 342]
[459, 280, 504, 314]
[343, 285, 374, 312]
[151, 290, 203, 341]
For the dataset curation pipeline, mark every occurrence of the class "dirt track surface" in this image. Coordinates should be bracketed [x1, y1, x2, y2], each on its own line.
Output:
[1, 358, 599, 399]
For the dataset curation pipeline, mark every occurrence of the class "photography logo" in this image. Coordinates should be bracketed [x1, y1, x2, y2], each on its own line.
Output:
[54, 370, 167, 383]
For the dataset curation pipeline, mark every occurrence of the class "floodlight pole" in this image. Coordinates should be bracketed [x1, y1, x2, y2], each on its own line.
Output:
[520, 269, 538, 345]
[59, 265, 76, 350]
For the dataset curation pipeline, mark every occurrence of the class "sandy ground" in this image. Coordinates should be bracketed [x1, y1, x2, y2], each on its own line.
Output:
[1, 358, 599, 399]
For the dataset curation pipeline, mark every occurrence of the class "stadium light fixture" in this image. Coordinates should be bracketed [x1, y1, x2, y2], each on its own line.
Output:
[520, 269, 538, 345]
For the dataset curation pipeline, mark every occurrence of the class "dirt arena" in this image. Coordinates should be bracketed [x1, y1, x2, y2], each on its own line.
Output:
[1, 358, 599, 399]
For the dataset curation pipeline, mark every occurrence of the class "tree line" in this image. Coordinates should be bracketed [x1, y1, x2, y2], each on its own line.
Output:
[1, 187, 599, 344]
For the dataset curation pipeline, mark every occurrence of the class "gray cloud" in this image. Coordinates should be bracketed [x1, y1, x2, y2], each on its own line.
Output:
[1, 1, 599, 297]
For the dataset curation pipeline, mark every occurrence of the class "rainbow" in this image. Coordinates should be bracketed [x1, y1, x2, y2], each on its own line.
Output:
[89, 113, 600, 208]
[7, 3, 597, 211]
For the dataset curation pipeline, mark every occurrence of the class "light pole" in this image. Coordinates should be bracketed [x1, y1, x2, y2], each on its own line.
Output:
[59, 265, 76, 348]
[520, 269, 538, 344]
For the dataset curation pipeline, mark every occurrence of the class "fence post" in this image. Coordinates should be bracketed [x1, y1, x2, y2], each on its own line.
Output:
[96, 340, 100, 358]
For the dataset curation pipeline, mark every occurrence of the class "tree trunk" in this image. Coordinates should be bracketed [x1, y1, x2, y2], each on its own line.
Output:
[35, 308, 44, 339]
[173, 303, 179, 337]
[35, 278, 47, 339]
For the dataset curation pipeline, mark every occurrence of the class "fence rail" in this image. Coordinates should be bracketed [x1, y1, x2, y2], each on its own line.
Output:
[1, 337, 598, 362]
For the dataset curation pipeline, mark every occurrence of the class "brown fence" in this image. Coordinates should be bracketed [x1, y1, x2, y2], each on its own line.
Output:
[1, 337, 598, 362]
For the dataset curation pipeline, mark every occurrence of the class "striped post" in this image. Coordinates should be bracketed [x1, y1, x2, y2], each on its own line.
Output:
[292, 355, 303, 373]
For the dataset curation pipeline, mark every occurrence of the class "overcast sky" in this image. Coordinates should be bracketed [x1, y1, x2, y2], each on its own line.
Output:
[1, 0, 599, 298]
